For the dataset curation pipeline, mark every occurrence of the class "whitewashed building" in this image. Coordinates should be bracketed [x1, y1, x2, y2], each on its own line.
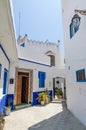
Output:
[0, 0, 18, 112]
[0, 0, 65, 112]
[62, 0, 86, 125]
[15, 37, 65, 105]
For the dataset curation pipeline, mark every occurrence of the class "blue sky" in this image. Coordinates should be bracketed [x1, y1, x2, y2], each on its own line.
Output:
[13, 0, 63, 45]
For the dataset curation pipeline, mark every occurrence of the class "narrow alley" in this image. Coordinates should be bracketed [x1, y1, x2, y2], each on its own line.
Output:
[4, 101, 86, 130]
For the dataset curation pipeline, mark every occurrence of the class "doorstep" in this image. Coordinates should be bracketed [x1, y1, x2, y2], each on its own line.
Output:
[14, 103, 32, 110]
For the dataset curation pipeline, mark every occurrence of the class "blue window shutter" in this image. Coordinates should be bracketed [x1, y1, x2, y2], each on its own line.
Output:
[3, 69, 8, 94]
[20, 43, 25, 47]
[74, 27, 79, 33]
[76, 69, 85, 82]
[70, 22, 74, 39]
[70, 21, 79, 39]
[38, 71, 46, 88]
[0, 64, 2, 79]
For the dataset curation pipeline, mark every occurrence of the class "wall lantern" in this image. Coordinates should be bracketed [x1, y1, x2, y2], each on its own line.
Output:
[72, 9, 86, 28]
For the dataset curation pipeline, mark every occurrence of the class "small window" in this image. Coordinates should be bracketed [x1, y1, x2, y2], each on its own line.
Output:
[38, 71, 46, 88]
[50, 55, 55, 66]
[0, 64, 2, 79]
[45, 51, 55, 66]
[76, 69, 85, 82]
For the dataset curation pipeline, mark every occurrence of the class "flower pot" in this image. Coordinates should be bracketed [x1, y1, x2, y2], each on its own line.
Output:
[4, 107, 11, 116]
[41, 101, 45, 105]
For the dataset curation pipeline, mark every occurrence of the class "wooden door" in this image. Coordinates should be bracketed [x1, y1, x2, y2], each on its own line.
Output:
[25, 77, 28, 103]
[16, 75, 22, 105]
[22, 77, 28, 103]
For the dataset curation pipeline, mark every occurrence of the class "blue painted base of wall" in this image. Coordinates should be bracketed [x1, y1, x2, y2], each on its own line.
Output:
[6, 94, 14, 110]
[0, 94, 14, 113]
[0, 95, 7, 113]
[32, 90, 53, 105]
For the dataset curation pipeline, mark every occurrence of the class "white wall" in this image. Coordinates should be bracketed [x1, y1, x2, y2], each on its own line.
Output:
[18, 60, 53, 92]
[8, 61, 18, 94]
[0, 45, 9, 99]
[62, 0, 86, 125]
[18, 59, 65, 92]
[17, 39, 65, 68]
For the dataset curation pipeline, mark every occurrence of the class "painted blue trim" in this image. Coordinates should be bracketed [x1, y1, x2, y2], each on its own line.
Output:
[70, 23, 73, 39]
[6, 94, 14, 110]
[70, 22, 79, 39]
[19, 58, 51, 67]
[0, 95, 7, 113]
[20, 43, 25, 47]
[3, 68, 8, 94]
[0, 64, 2, 79]
[0, 44, 10, 64]
[76, 68, 86, 82]
[38, 71, 46, 88]
[0, 94, 14, 113]
[32, 90, 53, 105]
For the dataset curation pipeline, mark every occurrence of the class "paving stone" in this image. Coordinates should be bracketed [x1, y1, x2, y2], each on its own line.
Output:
[4, 102, 86, 130]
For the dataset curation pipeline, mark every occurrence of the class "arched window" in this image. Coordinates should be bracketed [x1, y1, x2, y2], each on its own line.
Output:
[45, 51, 55, 66]
[50, 55, 55, 66]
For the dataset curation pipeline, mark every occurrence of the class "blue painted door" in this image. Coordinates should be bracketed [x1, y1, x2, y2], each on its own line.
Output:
[3, 69, 8, 94]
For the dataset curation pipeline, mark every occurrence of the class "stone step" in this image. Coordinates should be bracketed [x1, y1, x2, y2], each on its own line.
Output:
[14, 103, 32, 110]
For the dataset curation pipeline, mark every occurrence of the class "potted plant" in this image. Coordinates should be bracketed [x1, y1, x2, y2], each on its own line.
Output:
[4, 98, 13, 116]
[0, 112, 5, 130]
[57, 88, 63, 99]
[37, 91, 50, 105]
[44, 90, 50, 104]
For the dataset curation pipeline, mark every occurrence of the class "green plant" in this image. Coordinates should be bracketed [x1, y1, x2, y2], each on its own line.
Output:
[8, 98, 13, 106]
[37, 91, 50, 104]
[4, 98, 13, 116]
[4, 98, 13, 110]
[37, 92, 45, 102]
[57, 88, 63, 96]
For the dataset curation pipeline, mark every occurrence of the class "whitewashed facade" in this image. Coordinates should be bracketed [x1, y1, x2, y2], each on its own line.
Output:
[15, 38, 65, 105]
[0, 0, 65, 112]
[62, 0, 86, 125]
[0, 0, 18, 112]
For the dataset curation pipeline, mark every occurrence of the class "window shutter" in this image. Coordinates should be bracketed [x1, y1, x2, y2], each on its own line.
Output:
[0, 64, 2, 79]
[38, 71, 46, 88]
[3, 69, 8, 94]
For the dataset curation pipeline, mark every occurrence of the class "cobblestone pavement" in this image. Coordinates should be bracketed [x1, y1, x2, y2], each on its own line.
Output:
[4, 101, 86, 130]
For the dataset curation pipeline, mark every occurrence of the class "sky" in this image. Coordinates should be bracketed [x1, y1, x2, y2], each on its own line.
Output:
[13, 0, 64, 49]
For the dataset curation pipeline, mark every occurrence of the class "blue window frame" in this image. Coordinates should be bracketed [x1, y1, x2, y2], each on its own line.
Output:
[0, 64, 2, 79]
[38, 71, 46, 88]
[76, 69, 86, 82]
[20, 43, 25, 47]
[3, 68, 8, 94]
[70, 22, 79, 39]
[70, 23, 74, 39]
